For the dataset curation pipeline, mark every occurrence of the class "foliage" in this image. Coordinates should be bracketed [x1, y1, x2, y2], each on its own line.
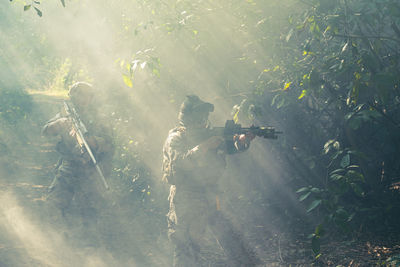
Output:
[177, 0, 400, 256]
[0, 88, 32, 124]
[117, 48, 161, 88]
[47, 58, 92, 91]
[4, 0, 400, 260]
[243, 0, 400, 255]
[10, 0, 66, 17]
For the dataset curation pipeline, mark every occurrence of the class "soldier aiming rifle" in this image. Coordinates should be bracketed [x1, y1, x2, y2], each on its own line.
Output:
[162, 95, 280, 266]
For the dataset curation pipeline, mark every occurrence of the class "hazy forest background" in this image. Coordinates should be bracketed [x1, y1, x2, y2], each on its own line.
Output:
[1, 0, 400, 266]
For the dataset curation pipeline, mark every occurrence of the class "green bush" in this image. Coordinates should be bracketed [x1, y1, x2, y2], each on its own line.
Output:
[0, 88, 32, 124]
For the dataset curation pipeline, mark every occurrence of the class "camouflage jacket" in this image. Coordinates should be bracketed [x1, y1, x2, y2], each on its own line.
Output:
[162, 125, 246, 192]
[42, 106, 114, 174]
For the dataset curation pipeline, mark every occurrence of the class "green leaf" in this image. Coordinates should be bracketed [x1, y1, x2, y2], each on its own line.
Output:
[122, 74, 133, 88]
[340, 154, 350, 168]
[350, 183, 364, 197]
[314, 223, 325, 237]
[24, 5, 31, 11]
[347, 213, 355, 222]
[335, 208, 349, 221]
[346, 165, 359, 170]
[346, 170, 364, 182]
[283, 81, 291, 91]
[298, 89, 307, 99]
[299, 191, 311, 202]
[131, 60, 139, 71]
[286, 28, 294, 42]
[271, 94, 280, 107]
[311, 187, 321, 193]
[329, 168, 345, 175]
[152, 68, 160, 77]
[324, 25, 331, 33]
[311, 236, 320, 255]
[323, 139, 335, 154]
[330, 173, 344, 181]
[344, 112, 354, 121]
[307, 199, 322, 212]
[34, 7, 42, 17]
[296, 187, 310, 193]
[276, 97, 285, 109]
[331, 150, 342, 161]
[341, 42, 349, 53]
[347, 116, 363, 130]
[348, 85, 360, 105]
[60, 0, 65, 7]
[324, 140, 339, 154]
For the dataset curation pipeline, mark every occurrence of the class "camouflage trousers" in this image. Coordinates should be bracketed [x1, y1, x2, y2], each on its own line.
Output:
[167, 185, 258, 267]
[46, 159, 103, 224]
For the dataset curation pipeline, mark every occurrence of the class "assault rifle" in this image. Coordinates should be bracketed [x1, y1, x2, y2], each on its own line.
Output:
[63, 101, 110, 190]
[210, 120, 282, 139]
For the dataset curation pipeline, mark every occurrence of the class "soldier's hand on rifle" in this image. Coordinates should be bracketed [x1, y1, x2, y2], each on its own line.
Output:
[69, 126, 77, 138]
[234, 132, 255, 151]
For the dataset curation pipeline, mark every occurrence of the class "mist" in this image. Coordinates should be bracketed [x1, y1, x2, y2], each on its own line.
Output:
[0, 0, 316, 266]
[2, 0, 398, 266]
[3, 1, 306, 266]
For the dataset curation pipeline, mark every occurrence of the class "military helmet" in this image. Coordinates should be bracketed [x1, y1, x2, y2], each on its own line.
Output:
[68, 82, 94, 98]
[68, 82, 95, 106]
[178, 95, 214, 126]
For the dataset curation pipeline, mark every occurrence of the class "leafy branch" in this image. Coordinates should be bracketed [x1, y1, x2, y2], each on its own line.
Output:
[14, 0, 66, 17]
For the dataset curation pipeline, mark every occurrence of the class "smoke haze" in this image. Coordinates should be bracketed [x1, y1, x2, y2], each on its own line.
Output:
[0, 1, 312, 266]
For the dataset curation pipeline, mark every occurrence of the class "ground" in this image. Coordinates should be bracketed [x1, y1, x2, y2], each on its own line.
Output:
[0, 92, 399, 267]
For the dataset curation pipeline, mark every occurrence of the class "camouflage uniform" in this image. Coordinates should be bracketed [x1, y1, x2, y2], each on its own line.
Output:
[42, 83, 113, 222]
[162, 96, 257, 266]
